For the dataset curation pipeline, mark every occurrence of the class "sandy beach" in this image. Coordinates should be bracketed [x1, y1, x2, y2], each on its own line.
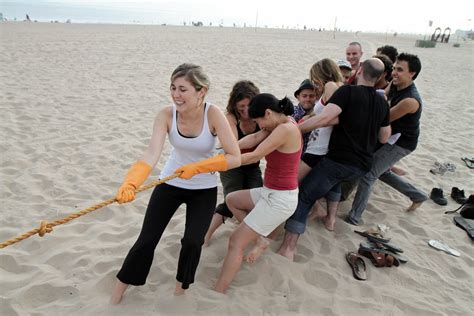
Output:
[0, 22, 473, 315]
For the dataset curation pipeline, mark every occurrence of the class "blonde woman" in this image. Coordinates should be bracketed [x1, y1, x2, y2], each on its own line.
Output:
[110, 63, 240, 303]
[299, 58, 344, 231]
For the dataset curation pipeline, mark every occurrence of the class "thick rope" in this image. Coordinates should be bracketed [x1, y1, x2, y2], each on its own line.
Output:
[0, 173, 180, 249]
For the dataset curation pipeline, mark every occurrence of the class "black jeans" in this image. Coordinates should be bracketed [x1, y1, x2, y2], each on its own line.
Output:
[117, 183, 217, 289]
[215, 165, 262, 218]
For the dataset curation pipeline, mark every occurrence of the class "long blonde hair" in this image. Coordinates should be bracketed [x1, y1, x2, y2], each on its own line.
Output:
[310, 59, 344, 91]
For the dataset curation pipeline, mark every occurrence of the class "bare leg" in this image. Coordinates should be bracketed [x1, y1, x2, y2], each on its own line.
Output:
[245, 236, 270, 264]
[110, 279, 129, 304]
[267, 224, 283, 240]
[323, 200, 338, 231]
[390, 165, 407, 176]
[406, 201, 423, 212]
[308, 199, 327, 221]
[226, 190, 254, 223]
[215, 223, 259, 294]
[174, 282, 186, 296]
[276, 231, 300, 261]
[204, 213, 224, 246]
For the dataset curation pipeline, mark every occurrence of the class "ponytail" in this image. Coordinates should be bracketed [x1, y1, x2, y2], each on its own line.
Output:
[249, 93, 294, 118]
[278, 97, 294, 116]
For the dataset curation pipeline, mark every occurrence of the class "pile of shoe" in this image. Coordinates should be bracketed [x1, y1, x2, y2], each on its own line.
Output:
[355, 229, 407, 267]
[445, 193, 474, 240]
[430, 187, 468, 206]
[430, 161, 456, 175]
[345, 228, 407, 281]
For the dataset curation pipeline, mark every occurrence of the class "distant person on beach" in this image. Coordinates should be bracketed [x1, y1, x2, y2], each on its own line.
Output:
[346, 41, 363, 84]
[110, 63, 241, 303]
[346, 53, 428, 225]
[337, 60, 353, 84]
[204, 80, 262, 246]
[298, 59, 344, 231]
[215, 93, 302, 293]
[277, 58, 391, 261]
[292, 79, 317, 153]
[376, 45, 398, 63]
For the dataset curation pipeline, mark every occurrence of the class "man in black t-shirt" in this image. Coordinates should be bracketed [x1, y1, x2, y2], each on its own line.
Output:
[346, 53, 428, 225]
[278, 58, 391, 261]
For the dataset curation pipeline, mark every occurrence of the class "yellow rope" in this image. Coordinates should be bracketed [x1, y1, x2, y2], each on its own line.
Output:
[0, 173, 180, 249]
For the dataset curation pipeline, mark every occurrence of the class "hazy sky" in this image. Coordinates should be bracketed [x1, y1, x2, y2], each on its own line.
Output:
[1, 0, 472, 33]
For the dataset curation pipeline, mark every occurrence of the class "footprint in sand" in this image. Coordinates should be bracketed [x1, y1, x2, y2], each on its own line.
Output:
[21, 284, 79, 309]
[303, 269, 338, 291]
[293, 244, 314, 263]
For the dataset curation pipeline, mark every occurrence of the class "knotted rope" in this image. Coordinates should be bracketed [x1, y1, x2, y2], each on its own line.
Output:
[0, 173, 180, 249]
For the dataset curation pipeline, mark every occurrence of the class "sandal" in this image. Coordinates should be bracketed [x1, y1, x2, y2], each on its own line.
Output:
[461, 157, 474, 169]
[358, 245, 400, 267]
[360, 242, 408, 263]
[346, 252, 367, 280]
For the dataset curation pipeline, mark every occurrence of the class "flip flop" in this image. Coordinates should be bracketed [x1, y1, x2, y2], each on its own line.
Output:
[428, 239, 461, 257]
[366, 237, 403, 253]
[354, 230, 391, 243]
[461, 157, 474, 169]
[346, 252, 367, 280]
[360, 242, 408, 263]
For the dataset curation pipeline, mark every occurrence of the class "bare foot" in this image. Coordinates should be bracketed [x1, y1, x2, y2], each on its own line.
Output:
[406, 201, 424, 212]
[308, 201, 327, 221]
[110, 280, 129, 305]
[244, 237, 270, 264]
[277, 246, 295, 261]
[174, 282, 186, 296]
[322, 216, 335, 231]
[391, 166, 407, 176]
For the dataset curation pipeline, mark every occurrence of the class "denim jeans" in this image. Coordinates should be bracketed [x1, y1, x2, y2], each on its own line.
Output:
[285, 157, 366, 234]
[347, 143, 428, 224]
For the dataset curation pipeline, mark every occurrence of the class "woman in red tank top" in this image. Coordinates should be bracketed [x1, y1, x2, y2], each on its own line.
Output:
[215, 93, 302, 294]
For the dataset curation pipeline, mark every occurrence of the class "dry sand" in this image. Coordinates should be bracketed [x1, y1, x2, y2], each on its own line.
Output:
[0, 22, 473, 315]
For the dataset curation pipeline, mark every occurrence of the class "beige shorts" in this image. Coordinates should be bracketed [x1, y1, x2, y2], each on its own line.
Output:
[243, 186, 298, 237]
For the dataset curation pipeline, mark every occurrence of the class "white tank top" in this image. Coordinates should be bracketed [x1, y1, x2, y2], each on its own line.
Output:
[160, 103, 218, 189]
[305, 98, 333, 156]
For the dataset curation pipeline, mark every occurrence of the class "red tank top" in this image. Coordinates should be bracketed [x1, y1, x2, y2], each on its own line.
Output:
[264, 140, 302, 190]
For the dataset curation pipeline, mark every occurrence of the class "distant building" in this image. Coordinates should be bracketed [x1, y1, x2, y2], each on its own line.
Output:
[455, 29, 474, 39]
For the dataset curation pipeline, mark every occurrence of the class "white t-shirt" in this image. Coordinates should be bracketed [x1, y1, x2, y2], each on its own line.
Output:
[304, 98, 333, 156]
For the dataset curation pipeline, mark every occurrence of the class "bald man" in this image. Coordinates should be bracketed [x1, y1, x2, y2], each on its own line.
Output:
[346, 53, 428, 225]
[278, 59, 391, 260]
[346, 41, 363, 84]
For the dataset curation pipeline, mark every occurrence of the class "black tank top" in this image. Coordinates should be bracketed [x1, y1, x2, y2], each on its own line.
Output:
[237, 121, 260, 170]
[388, 83, 422, 151]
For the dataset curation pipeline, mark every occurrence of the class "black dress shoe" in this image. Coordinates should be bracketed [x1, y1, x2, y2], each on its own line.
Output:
[430, 188, 448, 205]
[451, 187, 468, 204]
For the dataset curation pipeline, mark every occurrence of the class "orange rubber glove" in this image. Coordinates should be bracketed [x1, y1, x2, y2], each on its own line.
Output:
[116, 160, 152, 204]
[175, 154, 228, 180]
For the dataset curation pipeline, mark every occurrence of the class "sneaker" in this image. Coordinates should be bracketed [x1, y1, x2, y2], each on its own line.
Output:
[344, 215, 360, 226]
[430, 188, 448, 205]
[430, 162, 447, 175]
[451, 187, 468, 204]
